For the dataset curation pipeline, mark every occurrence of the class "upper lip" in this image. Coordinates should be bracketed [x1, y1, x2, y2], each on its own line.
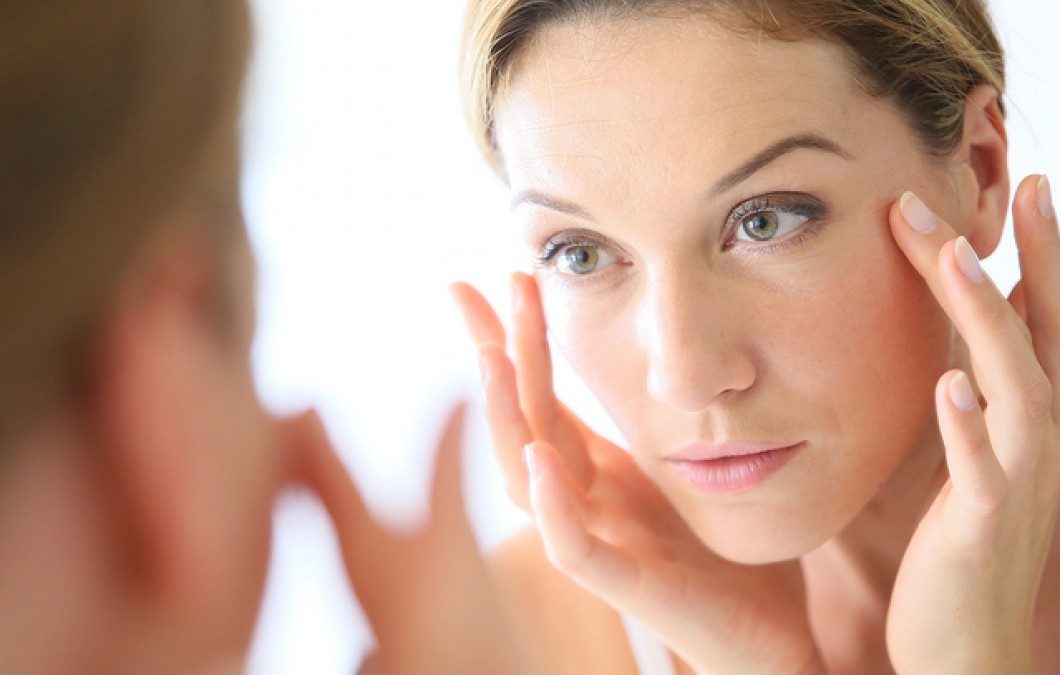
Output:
[664, 441, 802, 462]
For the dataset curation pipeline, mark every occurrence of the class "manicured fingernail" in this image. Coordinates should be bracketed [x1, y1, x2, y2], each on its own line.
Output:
[524, 443, 541, 478]
[948, 371, 978, 412]
[1039, 175, 1056, 221]
[900, 191, 937, 234]
[954, 236, 986, 283]
[478, 351, 491, 385]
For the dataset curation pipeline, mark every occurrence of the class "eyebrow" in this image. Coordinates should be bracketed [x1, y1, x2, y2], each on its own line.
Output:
[510, 190, 594, 220]
[509, 132, 852, 219]
[709, 133, 852, 197]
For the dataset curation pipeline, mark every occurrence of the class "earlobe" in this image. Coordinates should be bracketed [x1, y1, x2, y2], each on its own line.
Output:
[959, 84, 1010, 258]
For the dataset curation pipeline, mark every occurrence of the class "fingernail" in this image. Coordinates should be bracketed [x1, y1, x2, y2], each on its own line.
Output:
[478, 350, 491, 386]
[524, 443, 541, 478]
[900, 191, 937, 234]
[1039, 175, 1056, 221]
[954, 236, 986, 284]
[948, 371, 978, 412]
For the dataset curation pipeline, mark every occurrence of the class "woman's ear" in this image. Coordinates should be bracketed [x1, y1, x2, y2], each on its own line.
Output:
[85, 229, 231, 620]
[955, 83, 1010, 258]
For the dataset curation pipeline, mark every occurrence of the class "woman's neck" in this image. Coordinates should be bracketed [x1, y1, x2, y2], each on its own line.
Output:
[811, 422, 946, 599]
[799, 413, 948, 673]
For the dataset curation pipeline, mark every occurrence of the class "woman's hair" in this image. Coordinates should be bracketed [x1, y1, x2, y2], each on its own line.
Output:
[0, 1, 251, 446]
[460, 0, 1006, 177]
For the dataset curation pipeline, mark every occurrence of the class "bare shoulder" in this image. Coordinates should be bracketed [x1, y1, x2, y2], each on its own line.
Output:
[488, 527, 640, 675]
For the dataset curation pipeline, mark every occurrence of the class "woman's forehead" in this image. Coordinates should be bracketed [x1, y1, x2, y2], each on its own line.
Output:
[494, 16, 885, 187]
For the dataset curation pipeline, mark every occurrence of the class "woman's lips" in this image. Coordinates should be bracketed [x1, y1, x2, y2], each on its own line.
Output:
[664, 442, 805, 495]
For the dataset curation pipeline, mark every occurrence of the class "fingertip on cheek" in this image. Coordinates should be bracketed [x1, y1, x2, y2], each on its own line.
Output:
[899, 191, 938, 234]
[953, 236, 986, 284]
[948, 370, 979, 412]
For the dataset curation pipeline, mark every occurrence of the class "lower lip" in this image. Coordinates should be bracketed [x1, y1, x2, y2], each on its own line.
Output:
[665, 443, 804, 495]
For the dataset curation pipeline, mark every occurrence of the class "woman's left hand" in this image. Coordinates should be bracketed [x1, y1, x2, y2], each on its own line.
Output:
[885, 175, 1060, 674]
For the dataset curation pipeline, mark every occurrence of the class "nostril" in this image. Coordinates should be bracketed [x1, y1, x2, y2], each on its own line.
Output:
[646, 350, 757, 413]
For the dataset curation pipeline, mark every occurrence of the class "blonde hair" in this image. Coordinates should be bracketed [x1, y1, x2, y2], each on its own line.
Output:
[0, 1, 251, 445]
[459, 0, 1005, 177]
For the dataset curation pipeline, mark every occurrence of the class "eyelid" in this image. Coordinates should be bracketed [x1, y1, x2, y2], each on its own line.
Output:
[532, 227, 626, 264]
[726, 192, 826, 224]
[724, 192, 828, 255]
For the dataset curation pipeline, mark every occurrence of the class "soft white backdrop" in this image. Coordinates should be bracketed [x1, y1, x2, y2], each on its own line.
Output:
[243, 2, 1059, 672]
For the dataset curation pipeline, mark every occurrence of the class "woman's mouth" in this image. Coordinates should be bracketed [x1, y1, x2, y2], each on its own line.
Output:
[664, 441, 805, 495]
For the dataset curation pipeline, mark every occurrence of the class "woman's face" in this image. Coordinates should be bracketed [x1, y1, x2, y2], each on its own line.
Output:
[494, 16, 965, 563]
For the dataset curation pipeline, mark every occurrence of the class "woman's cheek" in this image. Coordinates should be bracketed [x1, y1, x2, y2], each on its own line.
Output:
[541, 281, 646, 408]
[783, 228, 952, 474]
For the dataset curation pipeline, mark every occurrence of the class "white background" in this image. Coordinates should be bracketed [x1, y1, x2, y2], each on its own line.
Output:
[242, 2, 1059, 672]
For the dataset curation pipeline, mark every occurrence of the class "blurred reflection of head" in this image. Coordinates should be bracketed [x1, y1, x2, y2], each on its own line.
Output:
[0, 3, 289, 672]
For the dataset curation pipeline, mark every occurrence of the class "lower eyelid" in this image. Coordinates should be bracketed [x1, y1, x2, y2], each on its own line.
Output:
[728, 218, 825, 255]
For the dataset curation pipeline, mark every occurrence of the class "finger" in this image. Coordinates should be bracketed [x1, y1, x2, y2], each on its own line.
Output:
[287, 410, 403, 620]
[480, 342, 535, 508]
[892, 192, 1051, 424]
[428, 400, 472, 534]
[936, 370, 1008, 523]
[450, 281, 507, 346]
[1008, 279, 1028, 325]
[289, 410, 385, 547]
[525, 441, 642, 604]
[510, 272, 557, 430]
[889, 192, 960, 318]
[511, 272, 595, 488]
[1012, 175, 1060, 388]
[939, 235, 1054, 433]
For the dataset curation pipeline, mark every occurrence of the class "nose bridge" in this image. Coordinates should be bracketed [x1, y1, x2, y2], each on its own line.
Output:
[638, 266, 756, 412]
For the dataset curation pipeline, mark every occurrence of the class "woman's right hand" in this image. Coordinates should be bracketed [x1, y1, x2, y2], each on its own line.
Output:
[452, 273, 825, 675]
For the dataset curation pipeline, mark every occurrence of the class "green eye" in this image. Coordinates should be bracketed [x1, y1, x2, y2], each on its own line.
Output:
[555, 244, 615, 276]
[559, 245, 599, 274]
[736, 209, 809, 243]
[742, 212, 780, 241]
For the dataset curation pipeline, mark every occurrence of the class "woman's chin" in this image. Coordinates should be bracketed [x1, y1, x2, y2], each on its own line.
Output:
[683, 504, 838, 566]
[700, 532, 820, 566]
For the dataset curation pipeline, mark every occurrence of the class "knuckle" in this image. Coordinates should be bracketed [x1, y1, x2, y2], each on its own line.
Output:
[528, 405, 557, 434]
[982, 298, 1013, 332]
[966, 479, 1010, 516]
[1017, 374, 1054, 421]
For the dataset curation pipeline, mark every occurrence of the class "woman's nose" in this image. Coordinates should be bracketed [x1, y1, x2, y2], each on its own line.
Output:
[638, 275, 757, 413]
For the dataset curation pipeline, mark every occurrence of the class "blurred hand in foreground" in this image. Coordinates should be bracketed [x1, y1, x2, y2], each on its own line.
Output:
[288, 404, 526, 675]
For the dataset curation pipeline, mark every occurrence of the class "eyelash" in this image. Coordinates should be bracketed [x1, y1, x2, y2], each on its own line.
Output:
[531, 192, 827, 273]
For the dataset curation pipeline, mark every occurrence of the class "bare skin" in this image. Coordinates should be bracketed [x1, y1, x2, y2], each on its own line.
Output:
[455, 15, 1060, 674]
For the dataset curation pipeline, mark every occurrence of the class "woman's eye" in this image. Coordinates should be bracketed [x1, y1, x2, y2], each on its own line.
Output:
[554, 244, 617, 276]
[735, 209, 810, 243]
